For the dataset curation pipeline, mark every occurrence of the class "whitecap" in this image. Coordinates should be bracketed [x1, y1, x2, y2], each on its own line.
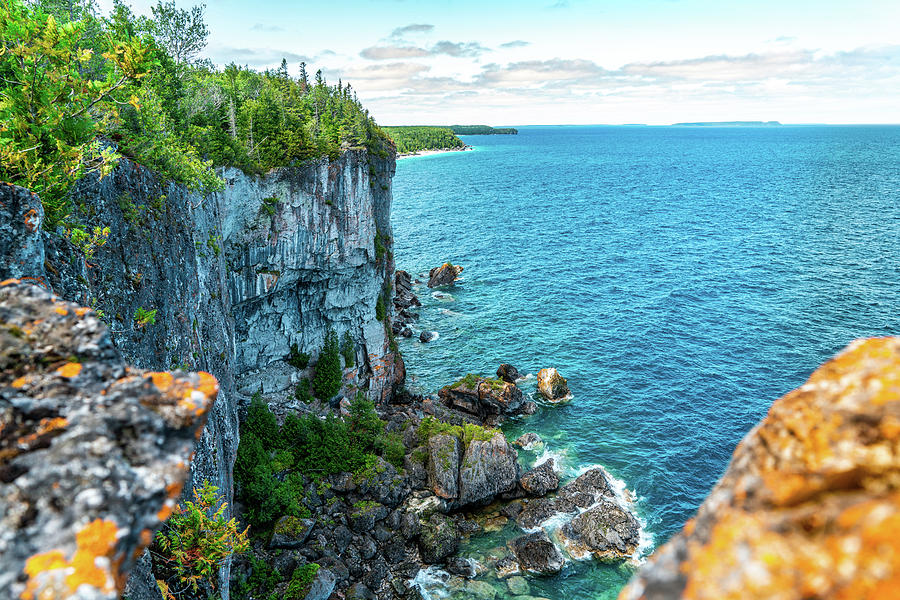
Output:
[409, 566, 451, 599]
[431, 291, 454, 301]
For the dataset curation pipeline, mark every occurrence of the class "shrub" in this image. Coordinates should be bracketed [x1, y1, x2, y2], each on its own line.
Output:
[417, 416, 495, 449]
[232, 555, 281, 600]
[68, 226, 110, 260]
[286, 344, 310, 369]
[376, 432, 406, 470]
[375, 294, 386, 321]
[340, 331, 355, 368]
[294, 378, 313, 404]
[313, 329, 342, 400]
[347, 394, 384, 451]
[134, 307, 157, 327]
[153, 480, 249, 596]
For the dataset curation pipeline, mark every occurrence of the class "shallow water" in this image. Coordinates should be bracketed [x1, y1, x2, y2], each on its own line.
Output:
[391, 125, 900, 598]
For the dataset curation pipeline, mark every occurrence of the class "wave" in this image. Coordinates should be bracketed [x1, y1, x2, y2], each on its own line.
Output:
[409, 566, 452, 600]
[431, 291, 454, 301]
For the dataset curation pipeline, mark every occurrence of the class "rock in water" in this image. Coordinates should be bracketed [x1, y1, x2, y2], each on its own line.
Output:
[537, 368, 569, 401]
[620, 337, 900, 600]
[427, 263, 464, 288]
[439, 375, 524, 420]
[497, 363, 521, 383]
[0, 281, 216, 600]
[509, 530, 565, 575]
[420, 331, 438, 343]
[514, 432, 543, 450]
[560, 498, 640, 560]
[458, 432, 520, 505]
[520, 459, 560, 496]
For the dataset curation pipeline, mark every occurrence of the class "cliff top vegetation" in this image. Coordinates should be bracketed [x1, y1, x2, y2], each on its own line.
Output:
[0, 0, 393, 229]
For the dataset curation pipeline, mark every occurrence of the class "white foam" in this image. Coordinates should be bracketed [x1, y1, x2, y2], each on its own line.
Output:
[438, 308, 464, 317]
[431, 291, 454, 301]
[409, 566, 451, 599]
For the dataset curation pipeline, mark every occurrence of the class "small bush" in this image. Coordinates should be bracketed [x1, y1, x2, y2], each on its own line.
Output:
[294, 378, 313, 404]
[313, 329, 342, 400]
[68, 226, 110, 260]
[341, 331, 355, 368]
[286, 344, 310, 369]
[376, 432, 405, 469]
[417, 416, 495, 449]
[232, 555, 281, 600]
[134, 307, 157, 327]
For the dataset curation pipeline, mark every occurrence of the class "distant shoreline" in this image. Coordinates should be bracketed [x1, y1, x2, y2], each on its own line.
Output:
[396, 146, 473, 160]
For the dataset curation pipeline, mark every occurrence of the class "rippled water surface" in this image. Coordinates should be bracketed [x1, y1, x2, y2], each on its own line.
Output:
[391, 125, 900, 599]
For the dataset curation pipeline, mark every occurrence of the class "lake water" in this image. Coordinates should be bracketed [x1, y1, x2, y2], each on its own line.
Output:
[391, 125, 900, 599]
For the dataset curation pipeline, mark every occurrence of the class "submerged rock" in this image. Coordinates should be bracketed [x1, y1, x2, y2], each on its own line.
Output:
[514, 432, 543, 450]
[537, 368, 569, 401]
[427, 263, 464, 288]
[509, 530, 565, 576]
[520, 459, 560, 497]
[497, 363, 521, 383]
[0, 281, 216, 600]
[620, 337, 900, 600]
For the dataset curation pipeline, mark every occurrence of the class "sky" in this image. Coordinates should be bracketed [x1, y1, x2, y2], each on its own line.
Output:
[98, 0, 900, 125]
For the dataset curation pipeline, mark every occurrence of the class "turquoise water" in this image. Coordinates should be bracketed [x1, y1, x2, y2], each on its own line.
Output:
[391, 125, 900, 598]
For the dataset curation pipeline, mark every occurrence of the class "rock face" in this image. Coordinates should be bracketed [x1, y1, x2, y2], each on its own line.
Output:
[537, 368, 569, 401]
[427, 434, 461, 499]
[620, 337, 900, 600]
[1, 148, 398, 598]
[418, 513, 460, 563]
[458, 432, 520, 506]
[427, 263, 463, 288]
[0, 281, 217, 600]
[497, 363, 520, 383]
[439, 375, 525, 421]
[509, 530, 565, 576]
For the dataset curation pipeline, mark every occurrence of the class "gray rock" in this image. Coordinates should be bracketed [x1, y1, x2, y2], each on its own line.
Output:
[427, 433, 460, 499]
[506, 575, 530, 596]
[559, 498, 641, 560]
[334, 524, 353, 553]
[347, 581, 376, 600]
[418, 513, 460, 563]
[305, 567, 337, 600]
[349, 501, 389, 532]
[520, 401, 538, 415]
[466, 579, 498, 599]
[509, 530, 566, 576]
[0, 183, 45, 282]
[427, 263, 463, 288]
[420, 330, 438, 343]
[458, 432, 519, 505]
[520, 459, 560, 496]
[446, 556, 478, 578]
[270, 516, 315, 549]
[514, 432, 543, 450]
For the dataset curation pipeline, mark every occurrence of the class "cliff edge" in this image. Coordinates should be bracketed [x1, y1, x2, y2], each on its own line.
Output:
[621, 337, 900, 600]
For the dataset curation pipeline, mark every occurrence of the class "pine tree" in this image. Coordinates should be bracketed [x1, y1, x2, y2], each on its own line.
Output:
[313, 329, 342, 400]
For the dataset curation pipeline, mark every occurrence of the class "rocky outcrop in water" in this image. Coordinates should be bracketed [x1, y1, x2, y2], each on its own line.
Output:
[438, 374, 525, 422]
[537, 368, 569, 401]
[427, 263, 463, 288]
[497, 363, 521, 383]
[620, 337, 900, 600]
[0, 281, 217, 600]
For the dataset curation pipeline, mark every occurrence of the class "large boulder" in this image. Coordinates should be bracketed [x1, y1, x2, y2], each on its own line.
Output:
[458, 432, 519, 505]
[509, 530, 565, 576]
[418, 513, 460, 563]
[536, 368, 569, 402]
[497, 363, 521, 383]
[0, 281, 216, 600]
[305, 567, 337, 600]
[439, 374, 524, 419]
[427, 263, 463, 288]
[620, 338, 900, 600]
[559, 499, 640, 560]
[270, 516, 315, 549]
[520, 459, 560, 497]
[514, 432, 543, 450]
[427, 434, 460, 499]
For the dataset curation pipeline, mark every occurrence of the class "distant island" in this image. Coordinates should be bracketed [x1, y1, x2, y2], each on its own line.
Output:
[382, 126, 467, 155]
[672, 121, 782, 127]
[450, 125, 518, 135]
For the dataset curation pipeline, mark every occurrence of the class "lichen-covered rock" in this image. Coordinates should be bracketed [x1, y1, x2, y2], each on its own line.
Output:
[458, 432, 519, 506]
[418, 513, 460, 563]
[0, 281, 216, 600]
[439, 375, 524, 420]
[270, 516, 315, 549]
[509, 530, 565, 576]
[305, 568, 337, 600]
[427, 263, 463, 288]
[427, 434, 460, 499]
[536, 368, 569, 402]
[620, 337, 900, 600]
[560, 499, 640, 560]
[0, 184, 46, 285]
[520, 459, 560, 497]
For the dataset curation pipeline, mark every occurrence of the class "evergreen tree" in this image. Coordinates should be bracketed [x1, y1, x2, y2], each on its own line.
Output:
[313, 329, 342, 400]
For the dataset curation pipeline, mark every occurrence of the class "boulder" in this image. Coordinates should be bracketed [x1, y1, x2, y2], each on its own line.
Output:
[446, 556, 479, 578]
[458, 432, 520, 505]
[0, 282, 217, 600]
[521, 401, 538, 415]
[419, 331, 438, 343]
[466, 580, 498, 600]
[427, 434, 460, 499]
[497, 363, 521, 383]
[509, 530, 565, 576]
[506, 575, 530, 596]
[559, 499, 640, 560]
[305, 567, 337, 600]
[514, 432, 543, 450]
[270, 516, 315, 549]
[418, 513, 460, 563]
[349, 502, 388, 532]
[621, 337, 900, 600]
[495, 555, 520, 579]
[439, 375, 524, 419]
[520, 459, 560, 497]
[427, 263, 464, 288]
[536, 368, 569, 401]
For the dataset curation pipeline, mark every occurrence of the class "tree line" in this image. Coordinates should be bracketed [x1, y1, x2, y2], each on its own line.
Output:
[382, 126, 466, 154]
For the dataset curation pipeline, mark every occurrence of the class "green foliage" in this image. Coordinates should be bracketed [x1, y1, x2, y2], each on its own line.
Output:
[312, 329, 342, 400]
[148, 0, 208, 65]
[294, 378, 313, 405]
[153, 480, 249, 596]
[375, 294, 386, 322]
[417, 415, 495, 449]
[260, 195, 279, 216]
[382, 126, 465, 154]
[134, 306, 157, 326]
[67, 225, 110, 259]
[376, 431, 405, 470]
[0, 0, 155, 228]
[232, 555, 281, 600]
[449, 125, 518, 135]
[286, 343, 310, 369]
[347, 394, 384, 450]
[285, 563, 319, 600]
[340, 331, 355, 368]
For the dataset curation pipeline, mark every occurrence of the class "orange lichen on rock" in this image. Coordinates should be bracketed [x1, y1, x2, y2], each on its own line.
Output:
[620, 337, 900, 600]
[1, 278, 21, 286]
[21, 519, 120, 600]
[55, 363, 82, 378]
[54, 307, 68, 316]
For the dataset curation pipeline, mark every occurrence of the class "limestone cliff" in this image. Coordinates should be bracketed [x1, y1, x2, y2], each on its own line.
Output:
[621, 337, 900, 600]
[0, 146, 398, 598]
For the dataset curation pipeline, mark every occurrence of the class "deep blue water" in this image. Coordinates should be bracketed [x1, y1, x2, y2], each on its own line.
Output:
[391, 125, 900, 599]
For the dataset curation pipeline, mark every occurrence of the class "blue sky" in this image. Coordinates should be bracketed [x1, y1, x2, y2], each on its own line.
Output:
[100, 0, 900, 125]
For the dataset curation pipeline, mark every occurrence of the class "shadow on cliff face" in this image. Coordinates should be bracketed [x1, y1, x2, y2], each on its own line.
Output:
[621, 336, 900, 600]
